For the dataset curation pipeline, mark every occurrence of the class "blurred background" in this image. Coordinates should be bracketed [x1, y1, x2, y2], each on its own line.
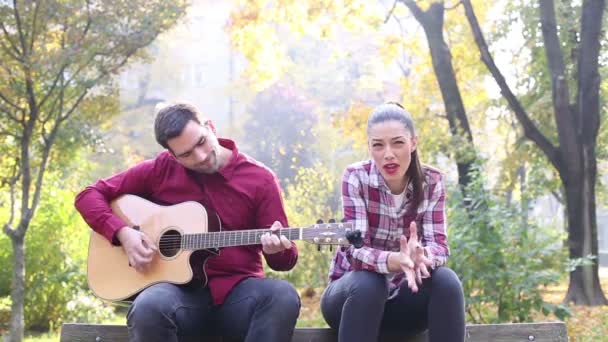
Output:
[0, 0, 607, 341]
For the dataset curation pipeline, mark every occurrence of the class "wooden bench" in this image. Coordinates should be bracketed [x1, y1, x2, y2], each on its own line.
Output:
[60, 321, 568, 341]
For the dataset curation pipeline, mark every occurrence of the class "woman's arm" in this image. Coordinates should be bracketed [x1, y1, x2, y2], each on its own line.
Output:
[342, 168, 394, 274]
[420, 171, 450, 268]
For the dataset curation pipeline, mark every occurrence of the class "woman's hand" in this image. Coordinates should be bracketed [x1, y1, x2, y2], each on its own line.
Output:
[388, 222, 433, 293]
[407, 222, 433, 285]
[396, 235, 419, 292]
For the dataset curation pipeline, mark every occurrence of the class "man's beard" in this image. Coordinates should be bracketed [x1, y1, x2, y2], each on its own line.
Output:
[196, 146, 221, 174]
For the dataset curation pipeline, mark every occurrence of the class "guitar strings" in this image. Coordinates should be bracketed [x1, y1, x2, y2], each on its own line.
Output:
[154, 229, 345, 248]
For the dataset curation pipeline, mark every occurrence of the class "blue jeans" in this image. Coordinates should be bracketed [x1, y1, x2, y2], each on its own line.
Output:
[127, 277, 300, 342]
[321, 267, 465, 342]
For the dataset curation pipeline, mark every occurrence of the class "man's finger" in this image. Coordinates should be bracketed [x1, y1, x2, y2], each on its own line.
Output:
[138, 244, 155, 258]
[141, 233, 157, 251]
[280, 236, 291, 249]
[128, 256, 136, 268]
[269, 234, 281, 246]
[260, 234, 268, 245]
[269, 221, 283, 232]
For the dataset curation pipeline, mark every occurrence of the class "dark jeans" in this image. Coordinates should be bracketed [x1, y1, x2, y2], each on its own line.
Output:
[321, 267, 465, 342]
[126, 277, 301, 342]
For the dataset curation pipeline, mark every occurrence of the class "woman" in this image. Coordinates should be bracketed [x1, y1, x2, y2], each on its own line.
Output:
[321, 103, 465, 342]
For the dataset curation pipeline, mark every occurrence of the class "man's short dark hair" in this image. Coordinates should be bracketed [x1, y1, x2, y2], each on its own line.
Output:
[154, 103, 201, 149]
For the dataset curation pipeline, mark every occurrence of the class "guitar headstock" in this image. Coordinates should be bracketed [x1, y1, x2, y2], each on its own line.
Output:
[301, 220, 354, 246]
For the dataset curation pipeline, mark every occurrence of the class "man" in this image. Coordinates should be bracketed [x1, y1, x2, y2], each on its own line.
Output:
[75, 102, 300, 342]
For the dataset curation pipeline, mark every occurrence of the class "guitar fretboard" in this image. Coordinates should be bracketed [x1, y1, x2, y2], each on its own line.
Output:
[183, 228, 302, 249]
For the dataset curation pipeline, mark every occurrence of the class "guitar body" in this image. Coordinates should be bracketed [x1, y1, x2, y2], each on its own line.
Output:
[87, 195, 220, 301]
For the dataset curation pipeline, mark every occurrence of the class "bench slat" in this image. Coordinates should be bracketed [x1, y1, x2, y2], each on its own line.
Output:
[60, 322, 567, 342]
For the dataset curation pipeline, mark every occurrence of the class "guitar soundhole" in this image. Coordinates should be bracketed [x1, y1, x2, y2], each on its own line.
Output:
[159, 229, 182, 258]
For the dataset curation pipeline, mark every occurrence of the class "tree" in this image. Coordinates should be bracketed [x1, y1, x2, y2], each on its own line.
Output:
[461, 0, 607, 305]
[399, 1, 479, 190]
[0, 1, 187, 340]
[228, 0, 496, 192]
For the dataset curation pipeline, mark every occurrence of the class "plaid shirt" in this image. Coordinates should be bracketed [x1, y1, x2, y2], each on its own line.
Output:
[328, 160, 450, 298]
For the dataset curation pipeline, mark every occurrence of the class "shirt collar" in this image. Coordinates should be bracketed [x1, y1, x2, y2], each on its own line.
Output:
[216, 138, 239, 180]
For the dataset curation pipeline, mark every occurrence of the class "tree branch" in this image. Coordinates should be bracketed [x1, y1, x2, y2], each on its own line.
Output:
[538, 0, 578, 155]
[461, 0, 560, 169]
[0, 37, 24, 63]
[36, 63, 69, 111]
[400, 0, 425, 23]
[0, 103, 21, 123]
[0, 130, 18, 138]
[0, 19, 23, 57]
[82, 0, 92, 40]
[2, 161, 20, 239]
[0, 90, 24, 113]
[576, 0, 605, 144]
[384, 0, 398, 23]
[60, 47, 138, 122]
[59, 88, 89, 122]
[12, 0, 28, 56]
[28, 0, 41, 54]
[445, 1, 463, 11]
[37, 14, 73, 111]
[26, 120, 60, 234]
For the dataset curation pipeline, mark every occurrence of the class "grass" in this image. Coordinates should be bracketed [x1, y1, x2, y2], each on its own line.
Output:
[16, 275, 608, 341]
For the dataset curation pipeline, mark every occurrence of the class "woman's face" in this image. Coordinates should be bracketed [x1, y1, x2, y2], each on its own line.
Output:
[368, 120, 417, 193]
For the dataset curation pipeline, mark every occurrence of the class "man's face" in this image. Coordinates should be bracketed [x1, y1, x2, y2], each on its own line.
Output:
[167, 120, 221, 174]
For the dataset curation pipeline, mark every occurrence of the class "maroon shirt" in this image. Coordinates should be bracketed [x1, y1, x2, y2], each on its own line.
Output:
[75, 138, 298, 304]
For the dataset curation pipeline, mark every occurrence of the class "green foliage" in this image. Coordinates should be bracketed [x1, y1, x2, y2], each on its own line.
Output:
[0, 2, 186, 337]
[0, 296, 9, 331]
[0, 220, 11, 296]
[0, 175, 115, 331]
[448, 166, 569, 323]
[266, 164, 342, 288]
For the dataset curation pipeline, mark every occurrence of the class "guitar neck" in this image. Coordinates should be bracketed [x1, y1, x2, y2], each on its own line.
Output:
[180, 227, 306, 250]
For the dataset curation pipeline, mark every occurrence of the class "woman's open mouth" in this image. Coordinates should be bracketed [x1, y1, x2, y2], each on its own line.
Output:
[383, 163, 400, 175]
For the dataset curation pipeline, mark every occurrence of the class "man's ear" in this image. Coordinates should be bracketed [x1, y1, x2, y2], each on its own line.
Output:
[204, 119, 217, 134]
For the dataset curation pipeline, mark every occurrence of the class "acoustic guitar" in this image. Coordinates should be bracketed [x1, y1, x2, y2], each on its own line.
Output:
[87, 194, 353, 301]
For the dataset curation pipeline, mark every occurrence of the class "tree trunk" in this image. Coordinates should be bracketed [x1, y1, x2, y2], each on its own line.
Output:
[563, 145, 607, 305]
[401, 1, 475, 190]
[462, 0, 607, 305]
[8, 235, 25, 342]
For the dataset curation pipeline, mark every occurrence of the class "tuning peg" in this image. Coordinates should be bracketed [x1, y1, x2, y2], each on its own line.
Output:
[329, 218, 336, 223]
[317, 245, 322, 252]
[316, 219, 324, 224]
[341, 218, 347, 223]
[346, 229, 364, 249]
[329, 244, 334, 252]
